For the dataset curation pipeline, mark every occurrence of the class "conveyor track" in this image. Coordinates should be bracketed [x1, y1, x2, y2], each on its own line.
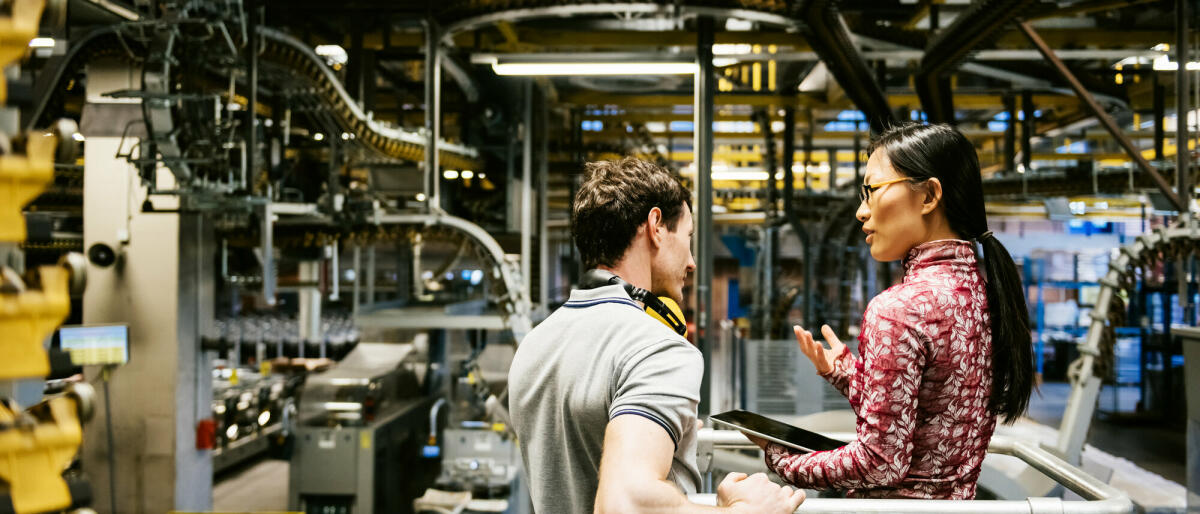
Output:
[27, 26, 482, 172]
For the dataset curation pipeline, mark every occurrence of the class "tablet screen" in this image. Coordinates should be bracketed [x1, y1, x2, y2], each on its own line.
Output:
[710, 410, 844, 453]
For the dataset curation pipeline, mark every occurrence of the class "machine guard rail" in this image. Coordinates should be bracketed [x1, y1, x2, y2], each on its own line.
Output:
[692, 429, 1134, 514]
[375, 212, 532, 344]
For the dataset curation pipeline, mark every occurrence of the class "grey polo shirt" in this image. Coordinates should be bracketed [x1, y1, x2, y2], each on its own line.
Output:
[508, 284, 703, 513]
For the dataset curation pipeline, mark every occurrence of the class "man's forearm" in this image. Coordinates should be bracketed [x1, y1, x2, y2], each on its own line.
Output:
[595, 479, 743, 514]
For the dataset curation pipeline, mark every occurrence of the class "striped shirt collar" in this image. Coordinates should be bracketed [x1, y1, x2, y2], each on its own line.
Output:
[562, 284, 641, 310]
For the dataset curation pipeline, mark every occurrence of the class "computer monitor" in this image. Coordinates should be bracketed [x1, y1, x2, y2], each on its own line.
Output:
[57, 324, 130, 366]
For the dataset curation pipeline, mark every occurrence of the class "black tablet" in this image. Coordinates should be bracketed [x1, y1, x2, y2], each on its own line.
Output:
[710, 410, 845, 453]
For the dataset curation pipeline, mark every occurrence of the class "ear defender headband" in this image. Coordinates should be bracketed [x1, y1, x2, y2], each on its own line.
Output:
[580, 269, 688, 337]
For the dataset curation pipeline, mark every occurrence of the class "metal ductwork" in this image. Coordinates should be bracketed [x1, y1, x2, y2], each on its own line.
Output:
[914, 0, 1037, 124]
[794, 0, 895, 133]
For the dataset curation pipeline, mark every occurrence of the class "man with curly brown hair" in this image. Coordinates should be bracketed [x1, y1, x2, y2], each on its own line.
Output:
[509, 157, 805, 514]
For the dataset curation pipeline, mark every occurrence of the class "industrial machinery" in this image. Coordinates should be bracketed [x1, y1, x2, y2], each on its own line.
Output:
[432, 428, 521, 503]
[211, 366, 299, 473]
[289, 342, 437, 514]
[0, 0, 100, 512]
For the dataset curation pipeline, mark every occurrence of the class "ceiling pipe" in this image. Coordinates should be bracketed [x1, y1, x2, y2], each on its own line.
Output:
[915, 0, 1037, 124]
[794, 0, 895, 133]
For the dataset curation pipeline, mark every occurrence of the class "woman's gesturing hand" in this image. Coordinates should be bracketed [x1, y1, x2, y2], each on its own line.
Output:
[793, 324, 846, 375]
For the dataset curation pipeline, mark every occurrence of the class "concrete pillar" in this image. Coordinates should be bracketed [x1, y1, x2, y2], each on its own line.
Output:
[81, 59, 213, 514]
[298, 260, 322, 358]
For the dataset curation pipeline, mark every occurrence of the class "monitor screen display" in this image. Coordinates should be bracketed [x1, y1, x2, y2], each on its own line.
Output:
[58, 324, 129, 366]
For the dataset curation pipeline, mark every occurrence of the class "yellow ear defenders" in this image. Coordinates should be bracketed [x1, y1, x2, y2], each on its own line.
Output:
[646, 296, 688, 338]
[580, 269, 688, 337]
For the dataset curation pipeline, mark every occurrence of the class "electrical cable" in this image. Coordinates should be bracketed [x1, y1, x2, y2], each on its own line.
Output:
[102, 366, 117, 514]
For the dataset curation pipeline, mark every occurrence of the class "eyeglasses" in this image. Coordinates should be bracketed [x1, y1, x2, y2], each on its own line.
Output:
[860, 177, 919, 203]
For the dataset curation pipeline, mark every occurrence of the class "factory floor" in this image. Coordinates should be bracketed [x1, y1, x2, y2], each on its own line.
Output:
[213, 458, 289, 511]
[1026, 381, 1187, 485]
[211, 382, 1187, 511]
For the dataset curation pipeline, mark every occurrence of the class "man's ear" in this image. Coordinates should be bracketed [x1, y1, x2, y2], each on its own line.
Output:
[920, 178, 943, 215]
[646, 207, 665, 248]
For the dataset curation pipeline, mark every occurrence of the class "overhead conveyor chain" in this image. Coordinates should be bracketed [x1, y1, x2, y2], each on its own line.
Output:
[256, 28, 482, 172]
[27, 26, 482, 172]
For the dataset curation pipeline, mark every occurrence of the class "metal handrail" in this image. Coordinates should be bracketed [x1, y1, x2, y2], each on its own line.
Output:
[692, 429, 1134, 513]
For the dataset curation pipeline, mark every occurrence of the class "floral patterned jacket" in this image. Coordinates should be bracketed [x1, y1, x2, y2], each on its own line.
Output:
[764, 239, 997, 499]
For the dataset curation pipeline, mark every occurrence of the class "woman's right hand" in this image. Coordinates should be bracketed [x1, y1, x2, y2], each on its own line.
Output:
[793, 324, 846, 375]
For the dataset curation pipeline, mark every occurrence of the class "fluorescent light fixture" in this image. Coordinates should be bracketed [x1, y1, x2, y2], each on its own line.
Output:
[28, 37, 55, 49]
[315, 44, 348, 67]
[713, 44, 753, 55]
[725, 19, 754, 31]
[313, 132, 325, 141]
[1152, 54, 1200, 70]
[321, 402, 362, 411]
[712, 171, 770, 181]
[491, 61, 697, 76]
[461, 170, 474, 179]
[443, 169, 459, 179]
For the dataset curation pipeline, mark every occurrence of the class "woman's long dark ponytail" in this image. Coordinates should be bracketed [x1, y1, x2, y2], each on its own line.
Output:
[869, 123, 1034, 424]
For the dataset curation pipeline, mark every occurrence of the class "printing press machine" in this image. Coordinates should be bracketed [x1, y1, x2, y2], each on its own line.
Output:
[289, 341, 438, 514]
[211, 367, 299, 473]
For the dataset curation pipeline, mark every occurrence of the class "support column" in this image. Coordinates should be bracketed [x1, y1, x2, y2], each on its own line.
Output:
[828, 147, 838, 188]
[695, 16, 715, 416]
[297, 260, 321, 358]
[424, 19, 441, 210]
[568, 107, 582, 286]
[347, 21, 365, 105]
[352, 244, 361, 316]
[1003, 94, 1017, 174]
[1155, 73, 1166, 161]
[366, 246, 376, 307]
[803, 109, 814, 191]
[521, 80, 534, 302]
[1021, 90, 1034, 174]
[756, 110, 777, 217]
[538, 85, 550, 313]
[247, 2, 259, 189]
[853, 123, 862, 185]
[81, 60, 213, 514]
[782, 108, 795, 215]
[1177, 0, 1191, 206]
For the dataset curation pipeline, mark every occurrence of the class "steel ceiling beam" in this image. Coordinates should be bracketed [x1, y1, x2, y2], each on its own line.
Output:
[795, 0, 895, 133]
[1017, 19, 1185, 212]
[558, 91, 1083, 110]
[915, 0, 1037, 124]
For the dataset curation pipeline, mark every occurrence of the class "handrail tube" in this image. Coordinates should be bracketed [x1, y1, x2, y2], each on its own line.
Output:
[694, 429, 1133, 513]
[374, 212, 531, 343]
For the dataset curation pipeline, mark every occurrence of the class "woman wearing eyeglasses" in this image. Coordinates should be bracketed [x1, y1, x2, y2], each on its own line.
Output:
[751, 123, 1034, 500]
